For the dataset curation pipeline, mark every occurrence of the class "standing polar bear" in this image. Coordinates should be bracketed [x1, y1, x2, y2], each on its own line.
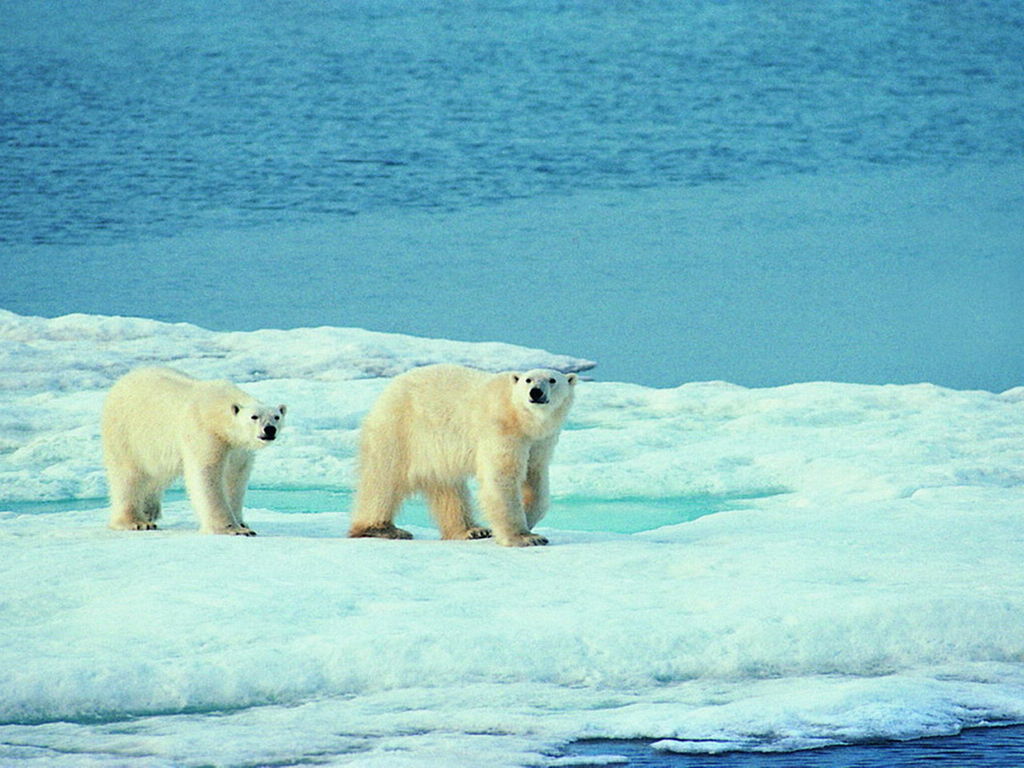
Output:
[102, 367, 286, 535]
[350, 364, 577, 547]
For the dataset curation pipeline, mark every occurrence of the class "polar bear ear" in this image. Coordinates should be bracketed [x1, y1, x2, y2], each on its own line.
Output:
[567, 374, 578, 386]
[278, 404, 287, 416]
[511, 373, 521, 383]
[232, 404, 241, 415]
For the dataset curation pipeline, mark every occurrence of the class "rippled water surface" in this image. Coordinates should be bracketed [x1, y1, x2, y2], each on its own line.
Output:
[2, 1, 1022, 390]
[3, 0, 1021, 246]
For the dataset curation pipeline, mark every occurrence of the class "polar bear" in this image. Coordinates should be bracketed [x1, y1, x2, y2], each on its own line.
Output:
[350, 364, 577, 547]
[102, 367, 286, 535]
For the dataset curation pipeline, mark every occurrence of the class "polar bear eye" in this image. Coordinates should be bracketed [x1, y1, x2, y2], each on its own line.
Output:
[250, 415, 258, 421]
[525, 378, 532, 384]
[549, 378, 556, 384]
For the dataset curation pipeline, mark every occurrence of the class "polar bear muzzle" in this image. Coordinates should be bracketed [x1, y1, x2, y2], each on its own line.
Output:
[515, 374, 559, 405]
[232, 403, 287, 443]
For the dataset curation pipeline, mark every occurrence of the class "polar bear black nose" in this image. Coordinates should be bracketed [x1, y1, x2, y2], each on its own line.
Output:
[263, 425, 277, 438]
[529, 387, 547, 403]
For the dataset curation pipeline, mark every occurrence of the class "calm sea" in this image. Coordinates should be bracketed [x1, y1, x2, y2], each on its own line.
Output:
[2, 0, 1022, 390]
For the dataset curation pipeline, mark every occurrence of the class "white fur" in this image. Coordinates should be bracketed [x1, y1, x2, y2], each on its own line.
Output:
[350, 364, 577, 547]
[101, 367, 286, 535]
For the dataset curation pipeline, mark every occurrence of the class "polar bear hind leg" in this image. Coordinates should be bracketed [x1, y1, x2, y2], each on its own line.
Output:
[425, 481, 492, 540]
[108, 468, 163, 531]
[349, 488, 412, 539]
[351, 413, 422, 540]
[350, 456, 413, 540]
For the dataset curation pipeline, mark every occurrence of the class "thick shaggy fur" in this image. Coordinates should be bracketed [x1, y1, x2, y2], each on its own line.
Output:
[102, 367, 285, 535]
[350, 364, 577, 547]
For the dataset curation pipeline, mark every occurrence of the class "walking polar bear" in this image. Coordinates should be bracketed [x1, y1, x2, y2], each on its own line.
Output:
[350, 364, 577, 547]
[102, 367, 286, 535]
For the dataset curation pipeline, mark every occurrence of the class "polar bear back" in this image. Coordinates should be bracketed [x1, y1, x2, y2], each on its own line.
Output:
[102, 367, 256, 480]
[360, 364, 501, 488]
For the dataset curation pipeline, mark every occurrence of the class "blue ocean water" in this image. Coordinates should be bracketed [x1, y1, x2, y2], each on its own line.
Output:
[2, 0, 1022, 390]
[563, 726, 1024, 767]
[3, 0, 1021, 246]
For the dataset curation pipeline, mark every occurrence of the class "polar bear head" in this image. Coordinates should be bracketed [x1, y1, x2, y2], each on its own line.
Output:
[511, 369, 578, 410]
[230, 402, 287, 449]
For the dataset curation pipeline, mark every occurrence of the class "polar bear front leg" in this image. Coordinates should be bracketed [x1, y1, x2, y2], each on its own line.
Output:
[224, 450, 256, 535]
[523, 441, 554, 530]
[183, 455, 254, 536]
[476, 448, 547, 547]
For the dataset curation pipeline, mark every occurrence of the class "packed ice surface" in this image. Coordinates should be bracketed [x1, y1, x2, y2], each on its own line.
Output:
[2, 310, 1024, 767]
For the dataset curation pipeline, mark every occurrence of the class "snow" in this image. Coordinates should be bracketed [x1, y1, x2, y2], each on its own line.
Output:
[2, 311, 1023, 766]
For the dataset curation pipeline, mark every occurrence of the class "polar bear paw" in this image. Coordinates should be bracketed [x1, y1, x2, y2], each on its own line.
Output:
[349, 523, 414, 540]
[202, 524, 257, 536]
[502, 532, 548, 547]
[464, 527, 493, 540]
[110, 518, 158, 531]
